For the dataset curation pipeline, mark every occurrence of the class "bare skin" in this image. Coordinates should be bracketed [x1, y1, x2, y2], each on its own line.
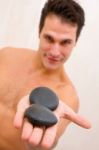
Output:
[0, 47, 91, 150]
[0, 14, 91, 150]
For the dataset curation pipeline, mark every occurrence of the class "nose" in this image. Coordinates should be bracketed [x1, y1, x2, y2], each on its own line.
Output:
[50, 44, 60, 58]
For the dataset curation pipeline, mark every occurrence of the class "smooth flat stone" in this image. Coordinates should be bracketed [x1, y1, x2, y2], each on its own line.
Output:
[29, 87, 59, 110]
[24, 104, 58, 127]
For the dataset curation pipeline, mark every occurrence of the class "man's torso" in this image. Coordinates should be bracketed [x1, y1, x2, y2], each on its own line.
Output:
[0, 47, 72, 150]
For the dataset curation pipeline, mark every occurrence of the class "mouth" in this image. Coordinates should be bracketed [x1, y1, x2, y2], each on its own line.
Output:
[47, 57, 60, 62]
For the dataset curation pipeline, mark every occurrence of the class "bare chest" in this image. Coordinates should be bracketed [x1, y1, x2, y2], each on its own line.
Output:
[0, 64, 63, 143]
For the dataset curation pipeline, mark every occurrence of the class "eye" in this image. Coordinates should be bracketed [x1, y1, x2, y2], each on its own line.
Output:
[44, 35, 54, 43]
[61, 40, 72, 46]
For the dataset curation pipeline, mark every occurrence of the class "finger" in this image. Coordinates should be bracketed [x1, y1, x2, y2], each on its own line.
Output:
[21, 119, 33, 140]
[29, 126, 45, 146]
[13, 95, 30, 128]
[60, 101, 91, 129]
[69, 113, 91, 129]
[41, 124, 58, 150]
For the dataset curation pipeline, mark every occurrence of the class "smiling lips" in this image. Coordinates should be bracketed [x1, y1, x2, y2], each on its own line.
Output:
[47, 56, 60, 62]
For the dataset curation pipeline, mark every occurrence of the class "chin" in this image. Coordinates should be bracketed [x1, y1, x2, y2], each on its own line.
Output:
[42, 56, 62, 70]
[43, 62, 60, 70]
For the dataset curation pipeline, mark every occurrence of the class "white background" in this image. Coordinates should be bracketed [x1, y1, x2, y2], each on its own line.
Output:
[0, 0, 99, 150]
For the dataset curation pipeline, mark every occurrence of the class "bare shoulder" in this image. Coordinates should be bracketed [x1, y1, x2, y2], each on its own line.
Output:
[58, 76, 79, 113]
[0, 46, 35, 61]
[0, 46, 34, 52]
[0, 47, 33, 80]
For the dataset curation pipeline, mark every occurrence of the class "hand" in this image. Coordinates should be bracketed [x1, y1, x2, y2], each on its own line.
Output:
[13, 95, 91, 149]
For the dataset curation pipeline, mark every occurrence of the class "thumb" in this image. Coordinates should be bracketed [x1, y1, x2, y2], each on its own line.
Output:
[64, 109, 91, 129]
[57, 101, 91, 129]
[13, 95, 30, 128]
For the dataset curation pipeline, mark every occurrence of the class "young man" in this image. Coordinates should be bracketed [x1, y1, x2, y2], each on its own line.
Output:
[0, 0, 91, 150]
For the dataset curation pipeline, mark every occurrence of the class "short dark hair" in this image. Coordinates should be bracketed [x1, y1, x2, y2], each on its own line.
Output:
[39, 0, 85, 40]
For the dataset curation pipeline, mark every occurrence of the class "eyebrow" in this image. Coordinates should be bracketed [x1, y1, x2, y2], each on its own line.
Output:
[43, 33, 73, 43]
[43, 33, 53, 38]
[60, 39, 73, 44]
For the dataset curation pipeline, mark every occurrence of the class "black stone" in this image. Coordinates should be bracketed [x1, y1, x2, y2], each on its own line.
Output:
[24, 104, 58, 127]
[29, 87, 59, 110]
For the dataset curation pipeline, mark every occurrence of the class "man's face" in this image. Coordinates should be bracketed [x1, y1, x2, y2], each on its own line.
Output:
[38, 14, 77, 70]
